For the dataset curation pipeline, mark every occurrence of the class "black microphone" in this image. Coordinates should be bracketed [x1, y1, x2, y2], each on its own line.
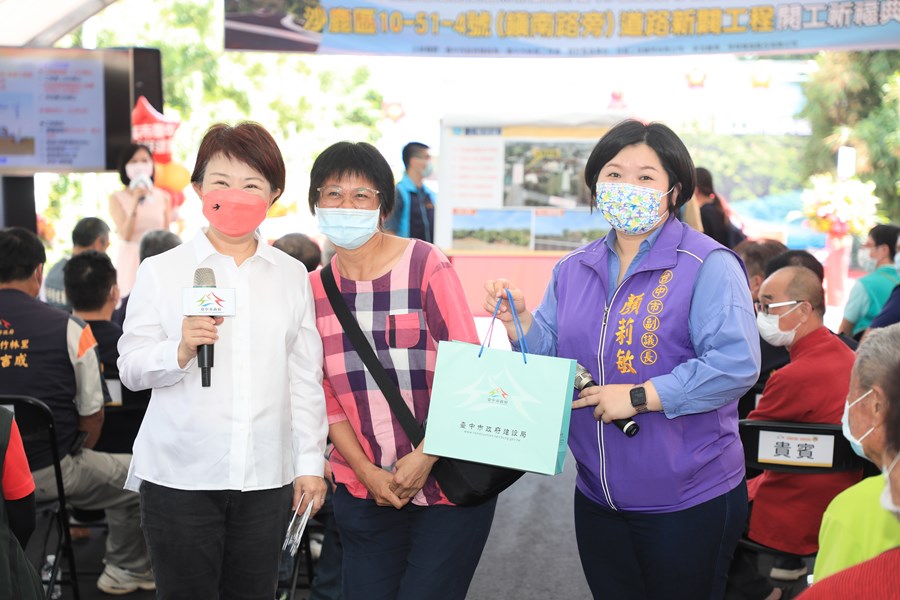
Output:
[193, 267, 216, 387]
[574, 363, 639, 437]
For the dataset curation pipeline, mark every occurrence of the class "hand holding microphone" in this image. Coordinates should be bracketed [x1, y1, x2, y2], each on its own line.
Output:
[179, 268, 233, 387]
[129, 174, 153, 203]
[193, 268, 217, 387]
[573, 364, 639, 437]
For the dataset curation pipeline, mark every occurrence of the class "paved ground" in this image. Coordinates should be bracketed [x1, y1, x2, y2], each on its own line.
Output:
[28, 451, 809, 599]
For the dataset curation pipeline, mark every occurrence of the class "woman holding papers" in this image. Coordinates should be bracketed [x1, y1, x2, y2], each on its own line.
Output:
[485, 119, 760, 600]
[118, 122, 327, 598]
[306, 141, 496, 600]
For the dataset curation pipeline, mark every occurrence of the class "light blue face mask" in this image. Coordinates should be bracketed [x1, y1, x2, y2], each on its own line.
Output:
[842, 388, 874, 460]
[316, 207, 380, 250]
[894, 251, 900, 271]
[421, 162, 434, 178]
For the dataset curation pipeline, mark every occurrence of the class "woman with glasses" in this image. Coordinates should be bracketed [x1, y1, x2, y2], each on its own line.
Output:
[484, 120, 761, 599]
[305, 142, 496, 600]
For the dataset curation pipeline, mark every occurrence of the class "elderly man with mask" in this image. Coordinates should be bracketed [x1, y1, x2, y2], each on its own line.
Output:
[726, 266, 861, 600]
[799, 326, 900, 598]
[813, 323, 900, 581]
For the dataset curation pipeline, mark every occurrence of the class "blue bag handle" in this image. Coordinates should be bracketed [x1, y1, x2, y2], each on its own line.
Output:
[480, 289, 528, 363]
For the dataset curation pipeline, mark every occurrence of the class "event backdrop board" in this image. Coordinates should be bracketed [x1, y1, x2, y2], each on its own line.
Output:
[224, 1, 900, 57]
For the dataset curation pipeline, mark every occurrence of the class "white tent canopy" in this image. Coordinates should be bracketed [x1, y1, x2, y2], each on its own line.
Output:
[0, 0, 116, 47]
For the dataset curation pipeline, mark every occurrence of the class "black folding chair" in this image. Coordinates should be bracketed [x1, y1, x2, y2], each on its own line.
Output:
[0, 395, 80, 600]
[737, 419, 866, 574]
[285, 530, 315, 600]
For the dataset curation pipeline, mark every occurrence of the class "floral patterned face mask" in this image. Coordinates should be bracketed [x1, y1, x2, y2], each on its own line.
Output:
[595, 182, 674, 236]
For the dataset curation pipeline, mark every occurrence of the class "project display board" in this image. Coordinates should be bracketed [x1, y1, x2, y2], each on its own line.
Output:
[435, 115, 621, 252]
[0, 47, 135, 175]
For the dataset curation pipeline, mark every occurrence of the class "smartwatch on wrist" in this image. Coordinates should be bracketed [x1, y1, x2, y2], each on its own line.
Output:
[630, 385, 649, 414]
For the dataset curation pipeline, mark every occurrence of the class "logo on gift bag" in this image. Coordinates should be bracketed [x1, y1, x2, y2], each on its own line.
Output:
[486, 386, 510, 405]
[457, 374, 539, 420]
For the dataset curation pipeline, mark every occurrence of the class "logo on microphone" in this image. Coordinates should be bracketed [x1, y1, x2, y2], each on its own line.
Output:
[195, 292, 226, 312]
[183, 287, 236, 316]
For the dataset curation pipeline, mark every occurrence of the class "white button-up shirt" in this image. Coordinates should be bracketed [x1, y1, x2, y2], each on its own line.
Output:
[118, 230, 327, 491]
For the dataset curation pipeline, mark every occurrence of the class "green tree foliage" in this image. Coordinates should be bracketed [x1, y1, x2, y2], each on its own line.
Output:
[799, 51, 900, 221]
[453, 228, 531, 247]
[78, 0, 383, 154]
[39, 0, 384, 254]
[682, 133, 807, 202]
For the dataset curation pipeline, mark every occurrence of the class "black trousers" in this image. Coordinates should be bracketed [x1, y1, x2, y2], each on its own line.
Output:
[140, 481, 292, 600]
[574, 481, 748, 600]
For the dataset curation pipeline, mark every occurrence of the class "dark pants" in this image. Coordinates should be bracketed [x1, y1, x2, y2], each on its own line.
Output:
[574, 480, 748, 600]
[332, 485, 496, 600]
[140, 481, 292, 600]
[310, 484, 343, 600]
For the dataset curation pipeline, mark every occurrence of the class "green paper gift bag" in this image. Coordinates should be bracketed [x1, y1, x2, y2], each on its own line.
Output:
[424, 338, 576, 476]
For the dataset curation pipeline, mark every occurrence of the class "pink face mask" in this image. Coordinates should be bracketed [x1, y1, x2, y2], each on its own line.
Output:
[201, 188, 269, 238]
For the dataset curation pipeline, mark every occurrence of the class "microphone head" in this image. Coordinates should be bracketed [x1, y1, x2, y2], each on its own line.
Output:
[193, 267, 216, 287]
[573, 363, 596, 391]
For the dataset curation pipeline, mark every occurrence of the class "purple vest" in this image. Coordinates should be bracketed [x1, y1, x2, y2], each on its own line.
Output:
[556, 218, 746, 513]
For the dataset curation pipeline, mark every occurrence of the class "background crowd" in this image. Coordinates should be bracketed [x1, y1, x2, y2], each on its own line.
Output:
[2, 119, 900, 600]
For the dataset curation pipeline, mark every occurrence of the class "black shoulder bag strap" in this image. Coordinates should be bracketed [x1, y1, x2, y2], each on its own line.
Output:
[320, 264, 424, 447]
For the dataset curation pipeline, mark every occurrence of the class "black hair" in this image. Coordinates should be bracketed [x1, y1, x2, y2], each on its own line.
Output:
[401, 142, 429, 170]
[117, 143, 155, 186]
[72, 217, 110, 248]
[584, 120, 696, 212]
[308, 142, 396, 220]
[868, 224, 900, 260]
[765, 250, 825, 282]
[0, 227, 46, 283]
[139, 230, 182, 262]
[64, 250, 117, 312]
[273, 233, 322, 273]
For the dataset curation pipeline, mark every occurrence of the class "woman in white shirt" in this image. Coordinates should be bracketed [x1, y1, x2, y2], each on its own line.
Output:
[118, 122, 327, 599]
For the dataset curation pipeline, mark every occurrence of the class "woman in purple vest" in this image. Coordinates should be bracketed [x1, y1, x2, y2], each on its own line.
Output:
[485, 120, 761, 600]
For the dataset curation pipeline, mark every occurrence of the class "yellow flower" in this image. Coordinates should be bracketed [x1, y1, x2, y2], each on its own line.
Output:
[801, 174, 879, 237]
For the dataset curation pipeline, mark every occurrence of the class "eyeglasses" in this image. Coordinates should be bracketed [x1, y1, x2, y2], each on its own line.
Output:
[754, 299, 802, 316]
[316, 185, 380, 209]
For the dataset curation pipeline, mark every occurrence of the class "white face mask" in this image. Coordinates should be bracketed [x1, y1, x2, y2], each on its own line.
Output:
[857, 247, 877, 272]
[880, 451, 900, 518]
[756, 302, 802, 347]
[841, 389, 874, 459]
[894, 251, 900, 271]
[125, 161, 153, 182]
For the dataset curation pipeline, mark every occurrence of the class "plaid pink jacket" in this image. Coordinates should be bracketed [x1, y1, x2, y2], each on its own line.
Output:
[309, 240, 478, 506]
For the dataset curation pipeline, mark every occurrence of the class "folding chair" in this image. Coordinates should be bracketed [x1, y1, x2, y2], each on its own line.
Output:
[285, 529, 315, 600]
[0, 395, 80, 600]
[737, 419, 867, 577]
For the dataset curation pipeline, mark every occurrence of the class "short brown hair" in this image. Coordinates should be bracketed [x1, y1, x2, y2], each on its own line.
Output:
[734, 239, 788, 279]
[191, 122, 286, 203]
